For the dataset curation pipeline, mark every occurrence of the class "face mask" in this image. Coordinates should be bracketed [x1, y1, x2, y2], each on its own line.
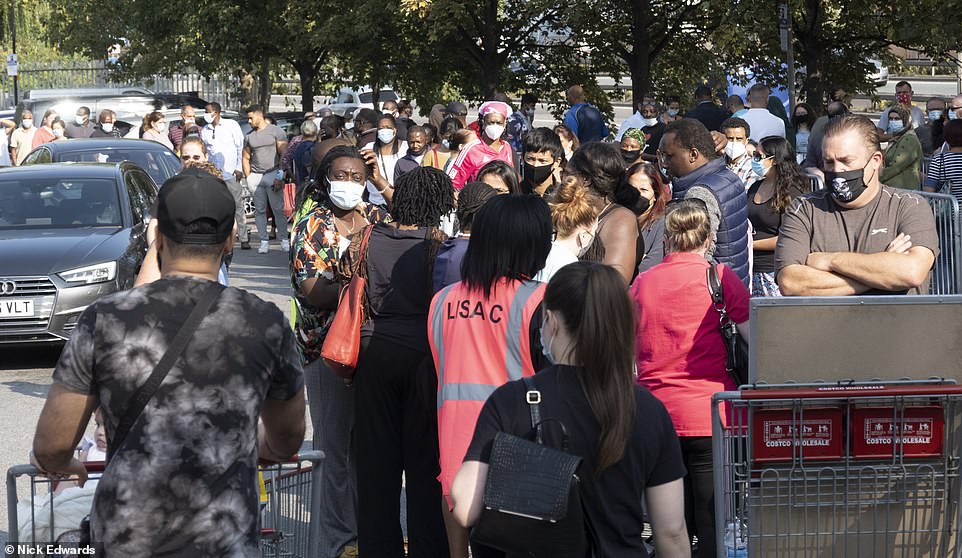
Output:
[621, 149, 641, 165]
[794, 111, 808, 120]
[75, 115, 87, 126]
[377, 129, 396, 144]
[725, 140, 747, 161]
[101, 123, 114, 133]
[408, 145, 425, 156]
[523, 108, 535, 119]
[667, 109, 679, 117]
[442, 139, 451, 149]
[156, 122, 167, 132]
[628, 193, 651, 216]
[929, 110, 943, 121]
[328, 180, 366, 210]
[52, 129, 64, 138]
[950, 111, 959, 121]
[888, 121, 904, 134]
[642, 117, 658, 128]
[183, 117, 195, 126]
[896, 92, 911, 105]
[824, 164, 871, 203]
[485, 124, 505, 140]
[21, 119, 32, 129]
[523, 162, 554, 190]
[345, 121, 355, 130]
[539, 317, 555, 364]
[751, 158, 769, 178]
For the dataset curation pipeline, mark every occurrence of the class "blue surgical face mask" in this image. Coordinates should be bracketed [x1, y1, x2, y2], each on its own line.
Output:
[950, 111, 959, 121]
[888, 121, 904, 134]
[539, 317, 555, 364]
[751, 157, 770, 178]
[929, 110, 943, 121]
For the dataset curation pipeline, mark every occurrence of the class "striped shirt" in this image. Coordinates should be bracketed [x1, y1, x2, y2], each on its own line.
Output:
[923, 151, 962, 201]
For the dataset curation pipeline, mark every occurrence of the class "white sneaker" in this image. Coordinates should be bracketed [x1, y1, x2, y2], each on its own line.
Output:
[280, 239, 290, 252]
[257, 240, 270, 254]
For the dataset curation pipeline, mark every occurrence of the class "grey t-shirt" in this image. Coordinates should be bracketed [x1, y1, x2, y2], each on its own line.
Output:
[245, 124, 288, 173]
[775, 186, 939, 295]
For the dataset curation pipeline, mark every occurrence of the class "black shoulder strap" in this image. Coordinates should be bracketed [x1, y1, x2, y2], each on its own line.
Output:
[522, 375, 543, 444]
[108, 282, 224, 461]
[707, 265, 725, 306]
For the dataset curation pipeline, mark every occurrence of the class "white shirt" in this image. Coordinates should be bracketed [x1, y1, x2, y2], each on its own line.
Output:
[534, 242, 579, 283]
[741, 108, 786, 142]
[0, 128, 12, 166]
[877, 105, 927, 131]
[362, 140, 408, 205]
[201, 118, 245, 181]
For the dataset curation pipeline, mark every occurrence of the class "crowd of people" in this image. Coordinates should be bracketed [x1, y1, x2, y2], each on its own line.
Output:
[29, 77, 944, 558]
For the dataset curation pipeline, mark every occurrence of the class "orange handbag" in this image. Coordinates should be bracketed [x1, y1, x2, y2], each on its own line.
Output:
[321, 225, 373, 380]
[283, 182, 297, 220]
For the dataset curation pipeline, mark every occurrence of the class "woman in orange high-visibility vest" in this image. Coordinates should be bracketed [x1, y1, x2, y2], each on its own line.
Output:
[429, 194, 555, 558]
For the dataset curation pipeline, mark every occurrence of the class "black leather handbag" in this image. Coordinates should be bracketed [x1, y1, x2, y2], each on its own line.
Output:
[470, 376, 590, 558]
[707, 265, 749, 386]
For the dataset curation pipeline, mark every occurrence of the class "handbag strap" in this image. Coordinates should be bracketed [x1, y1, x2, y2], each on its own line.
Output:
[706, 265, 733, 327]
[353, 224, 375, 279]
[522, 375, 572, 452]
[108, 282, 224, 461]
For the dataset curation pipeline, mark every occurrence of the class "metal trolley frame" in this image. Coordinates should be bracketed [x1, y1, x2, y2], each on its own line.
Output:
[712, 380, 962, 557]
[6, 450, 324, 558]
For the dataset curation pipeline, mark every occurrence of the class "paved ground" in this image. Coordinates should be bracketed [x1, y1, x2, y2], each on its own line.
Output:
[0, 238, 300, 543]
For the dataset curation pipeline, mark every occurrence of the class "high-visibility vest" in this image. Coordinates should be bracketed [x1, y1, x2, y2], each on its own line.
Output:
[428, 278, 546, 496]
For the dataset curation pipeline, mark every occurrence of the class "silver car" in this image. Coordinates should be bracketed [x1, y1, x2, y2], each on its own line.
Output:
[0, 162, 157, 343]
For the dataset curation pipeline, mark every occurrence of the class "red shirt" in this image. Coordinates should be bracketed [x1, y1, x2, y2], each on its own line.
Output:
[630, 252, 750, 436]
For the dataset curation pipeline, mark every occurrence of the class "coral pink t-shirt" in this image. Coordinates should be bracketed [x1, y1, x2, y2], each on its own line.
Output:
[630, 252, 749, 437]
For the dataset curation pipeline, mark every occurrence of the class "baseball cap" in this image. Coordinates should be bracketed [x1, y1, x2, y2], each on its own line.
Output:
[157, 168, 236, 245]
[445, 101, 468, 116]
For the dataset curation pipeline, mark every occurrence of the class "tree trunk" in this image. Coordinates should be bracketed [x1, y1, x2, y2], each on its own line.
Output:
[799, 0, 826, 110]
[629, 0, 653, 110]
[295, 61, 315, 113]
[480, 0, 500, 100]
[258, 58, 272, 109]
[370, 81, 381, 109]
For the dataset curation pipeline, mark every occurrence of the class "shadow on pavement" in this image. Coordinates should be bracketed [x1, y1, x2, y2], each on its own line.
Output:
[2, 381, 51, 399]
[0, 345, 63, 371]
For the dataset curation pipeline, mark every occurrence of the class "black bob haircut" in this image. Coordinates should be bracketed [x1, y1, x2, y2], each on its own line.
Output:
[461, 194, 552, 298]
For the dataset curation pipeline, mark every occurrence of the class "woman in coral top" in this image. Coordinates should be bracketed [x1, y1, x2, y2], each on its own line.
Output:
[630, 198, 750, 558]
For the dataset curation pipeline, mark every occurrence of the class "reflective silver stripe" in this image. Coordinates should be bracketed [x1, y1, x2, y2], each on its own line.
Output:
[440, 382, 498, 402]
[432, 283, 458, 409]
[504, 280, 542, 381]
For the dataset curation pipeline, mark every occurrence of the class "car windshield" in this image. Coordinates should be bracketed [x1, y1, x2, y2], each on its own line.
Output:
[0, 178, 121, 229]
[56, 148, 180, 186]
[358, 90, 399, 104]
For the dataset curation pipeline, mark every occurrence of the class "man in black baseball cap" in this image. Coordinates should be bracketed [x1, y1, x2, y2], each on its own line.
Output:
[155, 168, 237, 274]
[444, 101, 469, 127]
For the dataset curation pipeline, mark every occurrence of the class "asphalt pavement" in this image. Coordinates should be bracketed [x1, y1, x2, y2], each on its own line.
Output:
[0, 237, 302, 543]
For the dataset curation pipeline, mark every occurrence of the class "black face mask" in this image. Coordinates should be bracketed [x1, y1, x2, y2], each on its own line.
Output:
[522, 162, 554, 192]
[408, 146, 425, 156]
[621, 149, 641, 165]
[824, 163, 871, 203]
[629, 193, 651, 215]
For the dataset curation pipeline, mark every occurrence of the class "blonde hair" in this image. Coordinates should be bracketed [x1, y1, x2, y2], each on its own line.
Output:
[547, 176, 600, 237]
[664, 199, 711, 253]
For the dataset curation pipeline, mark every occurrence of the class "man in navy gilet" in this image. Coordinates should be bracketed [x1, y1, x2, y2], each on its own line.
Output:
[659, 118, 751, 286]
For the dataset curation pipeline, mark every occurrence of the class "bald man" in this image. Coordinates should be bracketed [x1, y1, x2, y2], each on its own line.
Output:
[563, 85, 609, 143]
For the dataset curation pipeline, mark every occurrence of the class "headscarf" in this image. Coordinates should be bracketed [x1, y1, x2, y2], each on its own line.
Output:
[479, 101, 510, 119]
[888, 104, 912, 136]
[622, 128, 646, 151]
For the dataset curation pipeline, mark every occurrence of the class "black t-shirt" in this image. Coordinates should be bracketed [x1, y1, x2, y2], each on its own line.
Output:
[465, 365, 685, 558]
[642, 122, 665, 156]
[747, 179, 783, 274]
[363, 223, 436, 350]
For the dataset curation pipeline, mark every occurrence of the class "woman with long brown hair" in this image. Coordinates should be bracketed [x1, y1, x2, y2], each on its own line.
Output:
[747, 135, 809, 296]
[616, 161, 672, 275]
[451, 262, 689, 558]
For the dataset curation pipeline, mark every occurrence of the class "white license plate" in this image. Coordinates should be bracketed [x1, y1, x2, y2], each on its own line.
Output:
[0, 299, 34, 317]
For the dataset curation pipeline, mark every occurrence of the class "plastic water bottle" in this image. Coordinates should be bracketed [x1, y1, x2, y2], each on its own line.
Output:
[725, 521, 748, 558]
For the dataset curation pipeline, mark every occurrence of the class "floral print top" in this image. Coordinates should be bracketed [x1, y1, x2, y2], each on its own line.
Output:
[289, 201, 391, 363]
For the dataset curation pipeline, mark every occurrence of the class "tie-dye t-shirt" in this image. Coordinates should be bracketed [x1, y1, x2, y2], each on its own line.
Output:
[53, 276, 304, 557]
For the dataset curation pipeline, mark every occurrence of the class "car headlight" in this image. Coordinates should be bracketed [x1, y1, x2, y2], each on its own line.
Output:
[57, 261, 118, 284]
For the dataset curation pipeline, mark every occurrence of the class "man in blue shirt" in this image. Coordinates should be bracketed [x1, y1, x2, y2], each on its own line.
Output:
[563, 85, 609, 143]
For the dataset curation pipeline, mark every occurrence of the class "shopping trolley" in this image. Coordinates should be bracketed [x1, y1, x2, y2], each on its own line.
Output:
[712, 379, 962, 557]
[6, 451, 324, 558]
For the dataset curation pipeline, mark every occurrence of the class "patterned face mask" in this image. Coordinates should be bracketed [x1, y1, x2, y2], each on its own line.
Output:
[896, 92, 911, 106]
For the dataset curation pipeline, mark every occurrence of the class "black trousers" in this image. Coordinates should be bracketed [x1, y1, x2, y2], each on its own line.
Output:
[680, 436, 716, 558]
[354, 334, 449, 558]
